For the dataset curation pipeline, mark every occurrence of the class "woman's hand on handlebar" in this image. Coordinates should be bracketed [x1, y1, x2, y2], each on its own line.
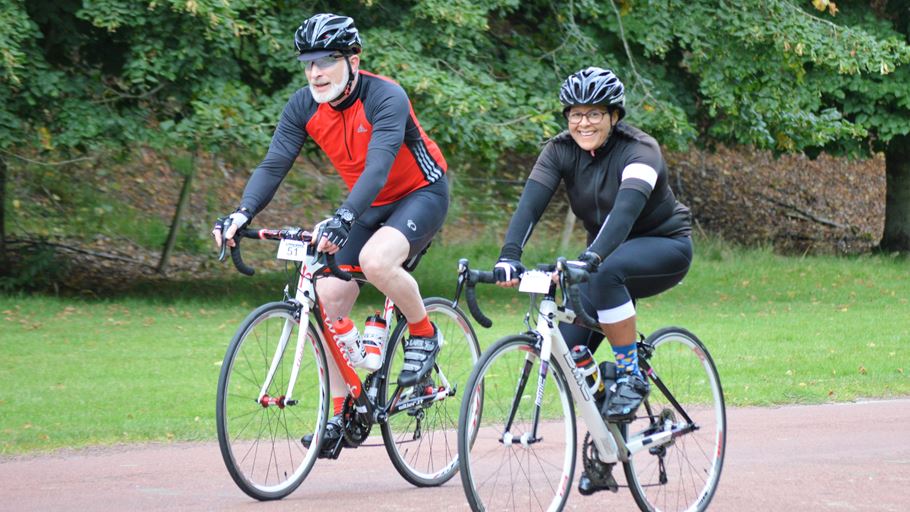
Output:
[493, 258, 524, 288]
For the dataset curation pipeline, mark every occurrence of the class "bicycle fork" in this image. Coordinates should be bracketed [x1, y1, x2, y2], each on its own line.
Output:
[257, 303, 309, 408]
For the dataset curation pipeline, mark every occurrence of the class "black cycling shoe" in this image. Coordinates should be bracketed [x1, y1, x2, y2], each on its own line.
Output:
[603, 372, 650, 422]
[578, 468, 619, 495]
[397, 325, 441, 388]
[301, 414, 348, 459]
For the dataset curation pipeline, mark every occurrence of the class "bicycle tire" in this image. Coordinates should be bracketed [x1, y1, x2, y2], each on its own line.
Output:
[458, 334, 577, 512]
[216, 301, 330, 500]
[378, 297, 482, 487]
[623, 326, 726, 512]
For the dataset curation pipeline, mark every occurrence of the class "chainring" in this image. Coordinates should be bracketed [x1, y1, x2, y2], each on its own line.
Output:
[341, 396, 372, 446]
[582, 431, 617, 487]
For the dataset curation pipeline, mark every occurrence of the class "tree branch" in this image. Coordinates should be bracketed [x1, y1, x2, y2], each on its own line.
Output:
[0, 150, 95, 167]
[757, 193, 850, 229]
[8, 238, 157, 268]
[608, 0, 659, 107]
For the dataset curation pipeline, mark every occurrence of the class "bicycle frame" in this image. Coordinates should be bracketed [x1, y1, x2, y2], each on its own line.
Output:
[255, 241, 455, 424]
[522, 290, 626, 464]
[516, 284, 694, 465]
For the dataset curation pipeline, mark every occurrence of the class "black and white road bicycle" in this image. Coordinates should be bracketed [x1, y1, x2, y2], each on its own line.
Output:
[454, 258, 726, 512]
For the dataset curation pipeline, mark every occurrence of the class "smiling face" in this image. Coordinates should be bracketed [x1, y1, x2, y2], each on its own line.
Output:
[304, 54, 359, 104]
[566, 106, 618, 151]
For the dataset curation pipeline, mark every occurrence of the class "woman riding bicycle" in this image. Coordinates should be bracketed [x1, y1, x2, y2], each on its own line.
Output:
[493, 66, 693, 424]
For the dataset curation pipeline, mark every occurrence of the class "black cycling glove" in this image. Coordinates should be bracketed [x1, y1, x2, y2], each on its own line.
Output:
[319, 208, 354, 249]
[493, 258, 525, 282]
[213, 208, 251, 240]
[575, 250, 602, 274]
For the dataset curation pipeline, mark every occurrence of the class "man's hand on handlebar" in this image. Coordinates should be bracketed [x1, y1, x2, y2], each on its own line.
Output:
[212, 208, 251, 249]
[315, 208, 354, 255]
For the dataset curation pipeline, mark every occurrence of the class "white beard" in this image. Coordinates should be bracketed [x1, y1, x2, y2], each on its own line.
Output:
[309, 65, 350, 104]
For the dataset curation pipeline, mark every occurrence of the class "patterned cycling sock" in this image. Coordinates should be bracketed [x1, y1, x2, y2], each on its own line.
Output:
[332, 396, 345, 416]
[612, 343, 639, 376]
[408, 315, 434, 338]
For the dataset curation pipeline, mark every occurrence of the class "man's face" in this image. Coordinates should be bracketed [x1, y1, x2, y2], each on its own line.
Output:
[566, 106, 617, 151]
[305, 54, 358, 103]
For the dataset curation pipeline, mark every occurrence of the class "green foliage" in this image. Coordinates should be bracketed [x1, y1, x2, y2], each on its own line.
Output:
[0, 241, 66, 292]
[3, 0, 910, 178]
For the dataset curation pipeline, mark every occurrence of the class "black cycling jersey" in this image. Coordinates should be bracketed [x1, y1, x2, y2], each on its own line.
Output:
[501, 122, 690, 260]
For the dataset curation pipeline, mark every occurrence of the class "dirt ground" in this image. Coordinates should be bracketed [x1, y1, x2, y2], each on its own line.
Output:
[1, 399, 908, 512]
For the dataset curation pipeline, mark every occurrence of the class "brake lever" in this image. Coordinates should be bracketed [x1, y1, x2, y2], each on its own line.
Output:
[218, 221, 231, 262]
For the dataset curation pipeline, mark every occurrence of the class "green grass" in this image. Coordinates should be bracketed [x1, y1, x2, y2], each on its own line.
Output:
[1, 238, 908, 454]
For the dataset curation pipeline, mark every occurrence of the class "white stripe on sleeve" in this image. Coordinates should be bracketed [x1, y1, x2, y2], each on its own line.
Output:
[621, 163, 658, 190]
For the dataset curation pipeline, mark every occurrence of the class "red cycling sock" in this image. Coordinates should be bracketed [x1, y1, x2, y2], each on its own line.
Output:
[408, 315, 434, 338]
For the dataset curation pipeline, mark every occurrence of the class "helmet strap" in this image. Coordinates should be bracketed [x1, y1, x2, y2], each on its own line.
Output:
[330, 55, 357, 104]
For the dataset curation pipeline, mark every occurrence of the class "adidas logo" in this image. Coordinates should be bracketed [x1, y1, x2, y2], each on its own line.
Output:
[356, 124, 367, 133]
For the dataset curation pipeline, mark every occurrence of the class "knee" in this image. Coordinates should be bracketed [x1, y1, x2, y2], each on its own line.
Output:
[595, 265, 625, 288]
[359, 250, 393, 281]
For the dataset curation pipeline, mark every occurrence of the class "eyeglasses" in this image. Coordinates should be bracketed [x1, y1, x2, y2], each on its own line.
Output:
[566, 110, 607, 124]
[306, 54, 344, 70]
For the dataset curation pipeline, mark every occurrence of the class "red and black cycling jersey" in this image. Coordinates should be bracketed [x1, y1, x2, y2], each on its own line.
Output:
[240, 70, 447, 218]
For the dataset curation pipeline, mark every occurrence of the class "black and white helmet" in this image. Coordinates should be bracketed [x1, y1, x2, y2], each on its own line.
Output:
[559, 67, 625, 119]
[294, 13, 362, 61]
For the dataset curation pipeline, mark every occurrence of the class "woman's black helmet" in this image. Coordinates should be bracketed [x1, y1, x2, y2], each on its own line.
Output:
[559, 67, 625, 119]
[294, 13, 362, 61]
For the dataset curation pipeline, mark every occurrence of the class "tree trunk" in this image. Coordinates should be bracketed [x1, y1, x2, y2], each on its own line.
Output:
[559, 205, 576, 253]
[882, 134, 910, 251]
[156, 152, 196, 274]
[0, 156, 6, 275]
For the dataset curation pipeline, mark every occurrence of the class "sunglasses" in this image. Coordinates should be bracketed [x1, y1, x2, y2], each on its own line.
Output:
[306, 54, 345, 70]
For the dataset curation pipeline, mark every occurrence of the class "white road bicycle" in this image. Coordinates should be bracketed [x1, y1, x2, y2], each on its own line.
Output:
[454, 258, 726, 512]
[214, 226, 481, 500]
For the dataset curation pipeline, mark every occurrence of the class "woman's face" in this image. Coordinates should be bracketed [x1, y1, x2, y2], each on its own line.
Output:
[566, 106, 616, 151]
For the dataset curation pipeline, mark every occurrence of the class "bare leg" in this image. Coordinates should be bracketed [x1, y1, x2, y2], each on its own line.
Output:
[600, 315, 637, 348]
[359, 226, 427, 323]
[315, 277, 361, 399]
[316, 277, 361, 320]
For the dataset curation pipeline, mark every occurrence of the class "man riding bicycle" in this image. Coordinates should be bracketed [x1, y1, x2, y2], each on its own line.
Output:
[213, 12, 449, 457]
[492, 66, 693, 488]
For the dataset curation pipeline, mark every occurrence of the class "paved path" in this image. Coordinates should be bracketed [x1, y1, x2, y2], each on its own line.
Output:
[2, 399, 908, 511]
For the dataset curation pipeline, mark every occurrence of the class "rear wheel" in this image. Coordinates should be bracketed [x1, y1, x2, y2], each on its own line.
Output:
[216, 302, 329, 500]
[458, 334, 576, 512]
[623, 327, 726, 512]
[378, 297, 482, 486]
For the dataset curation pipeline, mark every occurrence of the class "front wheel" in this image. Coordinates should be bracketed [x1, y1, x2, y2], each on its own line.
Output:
[216, 302, 330, 500]
[458, 334, 577, 512]
[623, 327, 726, 512]
[378, 297, 482, 486]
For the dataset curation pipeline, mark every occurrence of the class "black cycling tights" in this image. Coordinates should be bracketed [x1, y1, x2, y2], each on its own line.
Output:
[561, 235, 692, 353]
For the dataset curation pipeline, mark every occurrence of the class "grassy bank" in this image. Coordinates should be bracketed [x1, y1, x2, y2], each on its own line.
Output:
[1, 239, 907, 454]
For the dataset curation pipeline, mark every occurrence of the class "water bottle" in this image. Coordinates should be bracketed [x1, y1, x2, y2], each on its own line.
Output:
[571, 345, 605, 403]
[360, 313, 387, 372]
[333, 317, 365, 367]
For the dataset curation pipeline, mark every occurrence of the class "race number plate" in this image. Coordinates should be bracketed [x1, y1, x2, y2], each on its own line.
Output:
[277, 239, 307, 262]
[518, 270, 552, 294]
